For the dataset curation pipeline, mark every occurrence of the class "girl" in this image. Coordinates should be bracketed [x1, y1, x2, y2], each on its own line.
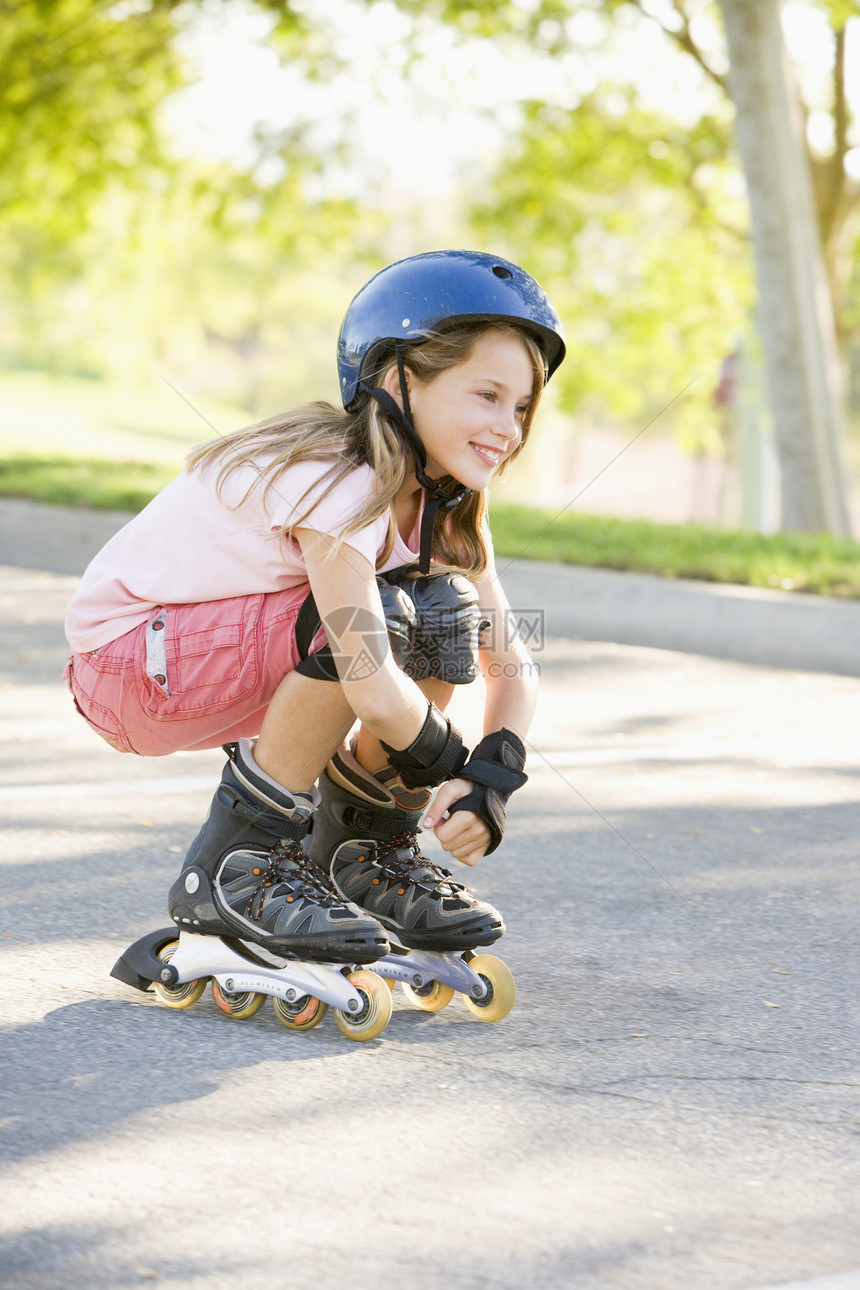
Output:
[64, 250, 566, 971]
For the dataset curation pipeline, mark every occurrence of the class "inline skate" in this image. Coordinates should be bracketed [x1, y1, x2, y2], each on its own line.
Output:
[307, 746, 516, 1023]
[111, 740, 393, 1042]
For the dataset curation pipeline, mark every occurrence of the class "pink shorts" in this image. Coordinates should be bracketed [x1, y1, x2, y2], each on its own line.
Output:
[63, 586, 326, 756]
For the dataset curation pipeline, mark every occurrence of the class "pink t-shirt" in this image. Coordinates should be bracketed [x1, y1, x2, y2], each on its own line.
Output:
[65, 458, 422, 653]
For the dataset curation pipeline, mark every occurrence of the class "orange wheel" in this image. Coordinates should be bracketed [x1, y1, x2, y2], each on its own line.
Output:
[211, 980, 266, 1019]
[272, 993, 328, 1031]
[334, 970, 392, 1042]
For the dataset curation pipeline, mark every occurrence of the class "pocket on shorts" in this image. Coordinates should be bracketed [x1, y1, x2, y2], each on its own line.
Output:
[142, 596, 264, 718]
[66, 651, 137, 754]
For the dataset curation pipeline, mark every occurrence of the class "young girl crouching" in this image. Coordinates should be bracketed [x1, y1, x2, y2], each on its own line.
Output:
[63, 250, 566, 970]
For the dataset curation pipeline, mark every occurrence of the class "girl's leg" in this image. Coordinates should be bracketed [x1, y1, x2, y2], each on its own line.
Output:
[253, 669, 357, 790]
[351, 678, 454, 775]
[169, 670, 388, 963]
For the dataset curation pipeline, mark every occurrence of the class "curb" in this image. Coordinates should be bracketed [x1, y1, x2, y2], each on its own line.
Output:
[2, 498, 858, 677]
[498, 557, 860, 677]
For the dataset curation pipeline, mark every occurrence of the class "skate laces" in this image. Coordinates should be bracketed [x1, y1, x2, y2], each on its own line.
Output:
[372, 831, 465, 895]
[244, 842, 348, 920]
[276, 841, 352, 908]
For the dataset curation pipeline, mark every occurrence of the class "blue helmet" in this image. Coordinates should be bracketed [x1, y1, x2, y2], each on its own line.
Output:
[337, 249, 566, 409]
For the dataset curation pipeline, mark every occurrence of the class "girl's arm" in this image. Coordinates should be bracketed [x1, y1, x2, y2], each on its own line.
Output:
[473, 557, 540, 740]
[295, 527, 430, 748]
[426, 558, 539, 866]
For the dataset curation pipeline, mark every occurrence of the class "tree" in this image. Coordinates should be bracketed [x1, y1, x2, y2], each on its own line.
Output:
[369, 0, 859, 533]
[718, 0, 851, 532]
[0, 0, 360, 390]
[624, 0, 860, 341]
[0, 1, 326, 288]
[0, 1, 184, 249]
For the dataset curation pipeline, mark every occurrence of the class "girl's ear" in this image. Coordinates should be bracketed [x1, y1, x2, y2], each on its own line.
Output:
[381, 361, 413, 410]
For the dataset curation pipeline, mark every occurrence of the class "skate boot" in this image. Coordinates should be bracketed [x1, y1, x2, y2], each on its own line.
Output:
[306, 747, 515, 1022]
[309, 746, 505, 952]
[168, 739, 389, 964]
[111, 740, 393, 1042]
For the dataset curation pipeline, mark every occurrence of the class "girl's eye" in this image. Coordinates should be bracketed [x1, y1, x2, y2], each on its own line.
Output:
[479, 391, 496, 401]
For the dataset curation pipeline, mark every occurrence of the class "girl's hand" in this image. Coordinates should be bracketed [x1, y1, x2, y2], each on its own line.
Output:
[422, 778, 491, 867]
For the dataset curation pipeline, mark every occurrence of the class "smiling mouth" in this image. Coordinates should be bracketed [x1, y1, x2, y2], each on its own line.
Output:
[470, 443, 503, 466]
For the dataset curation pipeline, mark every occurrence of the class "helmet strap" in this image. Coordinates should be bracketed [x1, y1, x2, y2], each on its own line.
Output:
[358, 342, 471, 574]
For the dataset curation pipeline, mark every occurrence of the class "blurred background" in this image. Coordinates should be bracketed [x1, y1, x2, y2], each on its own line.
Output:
[2, 0, 859, 539]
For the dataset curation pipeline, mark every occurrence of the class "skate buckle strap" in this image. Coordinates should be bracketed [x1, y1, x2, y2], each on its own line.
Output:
[217, 783, 310, 843]
[343, 803, 407, 839]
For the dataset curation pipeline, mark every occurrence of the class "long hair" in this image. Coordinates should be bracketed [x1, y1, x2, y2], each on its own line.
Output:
[185, 321, 547, 577]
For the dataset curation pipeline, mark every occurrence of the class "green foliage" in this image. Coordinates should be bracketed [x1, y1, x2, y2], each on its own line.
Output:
[2, 0, 856, 476]
[0, 455, 175, 513]
[369, 0, 573, 45]
[0, 0, 368, 396]
[0, 1, 185, 252]
[471, 88, 752, 443]
[491, 502, 860, 597]
[28, 157, 363, 401]
[821, 0, 860, 29]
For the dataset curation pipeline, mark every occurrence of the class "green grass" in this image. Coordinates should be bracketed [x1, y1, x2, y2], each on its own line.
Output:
[0, 366, 251, 464]
[0, 455, 176, 513]
[2, 455, 859, 598]
[491, 503, 860, 599]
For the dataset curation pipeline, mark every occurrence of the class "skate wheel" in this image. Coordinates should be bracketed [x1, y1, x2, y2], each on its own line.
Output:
[462, 955, 515, 1023]
[272, 993, 328, 1031]
[401, 979, 455, 1012]
[334, 970, 392, 1042]
[383, 976, 396, 992]
[211, 981, 267, 1019]
[153, 941, 207, 1010]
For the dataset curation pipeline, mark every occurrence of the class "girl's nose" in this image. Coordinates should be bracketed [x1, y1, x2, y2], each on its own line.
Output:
[494, 407, 521, 444]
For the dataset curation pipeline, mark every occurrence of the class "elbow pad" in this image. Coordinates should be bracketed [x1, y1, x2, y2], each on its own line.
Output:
[447, 729, 527, 854]
[381, 703, 468, 789]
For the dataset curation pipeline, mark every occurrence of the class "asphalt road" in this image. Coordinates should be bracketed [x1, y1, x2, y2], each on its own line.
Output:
[1, 505, 859, 1290]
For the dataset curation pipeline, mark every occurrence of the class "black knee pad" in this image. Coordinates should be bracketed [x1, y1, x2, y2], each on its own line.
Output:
[378, 567, 487, 685]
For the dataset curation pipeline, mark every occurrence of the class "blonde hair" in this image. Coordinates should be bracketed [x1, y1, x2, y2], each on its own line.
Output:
[186, 321, 547, 577]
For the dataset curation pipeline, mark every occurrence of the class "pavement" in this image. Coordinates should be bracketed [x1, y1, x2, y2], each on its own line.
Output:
[2, 499, 860, 1290]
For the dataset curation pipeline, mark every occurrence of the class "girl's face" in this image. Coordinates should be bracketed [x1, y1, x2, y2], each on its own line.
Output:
[388, 331, 538, 489]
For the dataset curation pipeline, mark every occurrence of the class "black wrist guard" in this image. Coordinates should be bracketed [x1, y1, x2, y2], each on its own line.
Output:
[447, 728, 527, 854]
[381, 703, 468, 789]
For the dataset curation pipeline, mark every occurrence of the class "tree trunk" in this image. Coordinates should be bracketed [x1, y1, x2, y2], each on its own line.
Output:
[718, 0, 852, 536]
